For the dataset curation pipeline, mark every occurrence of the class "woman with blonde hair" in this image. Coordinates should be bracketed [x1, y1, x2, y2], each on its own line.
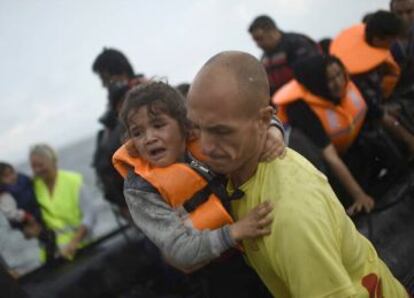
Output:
[30, 144, 96, 260]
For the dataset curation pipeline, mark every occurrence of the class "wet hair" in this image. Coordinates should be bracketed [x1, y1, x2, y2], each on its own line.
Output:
[248, 15, 277, 33]
[318, 38, 332, 55]
[293, 55, 346, 104]
[29, 144, 58, 164]
[120, 81, 190, 138]
[176, 83, 190, 98]
[365, 10, 405, 44]
[92, 48, 134, 77]
[0, 162, 13, 179]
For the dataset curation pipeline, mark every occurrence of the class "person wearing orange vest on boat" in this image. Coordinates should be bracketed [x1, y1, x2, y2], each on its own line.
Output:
[112, 81, 285, 298]
[331, 11, 414, 157]
[273, 55, 375, 215]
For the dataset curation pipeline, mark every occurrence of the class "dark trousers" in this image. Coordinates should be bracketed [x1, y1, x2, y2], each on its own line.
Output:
[190, 250, 272, 298]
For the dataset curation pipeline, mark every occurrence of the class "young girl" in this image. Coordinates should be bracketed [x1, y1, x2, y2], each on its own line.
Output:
[113, 81, 285, 297]
[113, 81, 282, 273]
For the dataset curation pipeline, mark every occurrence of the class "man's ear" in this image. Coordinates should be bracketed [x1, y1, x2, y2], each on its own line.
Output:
[259, 105, 274, 129]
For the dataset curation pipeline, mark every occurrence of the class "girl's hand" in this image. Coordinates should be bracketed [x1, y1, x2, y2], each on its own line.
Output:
[260, 126, 286, 162]
[229, 201, 273, 242]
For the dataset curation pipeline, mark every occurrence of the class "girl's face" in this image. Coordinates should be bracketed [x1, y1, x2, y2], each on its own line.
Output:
[326, 62, 347, 100]
[128, 105, 187, 167]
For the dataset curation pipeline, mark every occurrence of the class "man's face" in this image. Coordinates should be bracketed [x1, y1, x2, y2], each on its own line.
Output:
[98, 71, 128, 89]
[391, 0, 414, 27]
[251, 29, 279, 53]
[372, 36, 398, 49]
[187, 76, 264, 176]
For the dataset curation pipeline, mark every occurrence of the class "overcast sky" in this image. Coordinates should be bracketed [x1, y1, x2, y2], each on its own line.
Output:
[0, 0, 389, 163]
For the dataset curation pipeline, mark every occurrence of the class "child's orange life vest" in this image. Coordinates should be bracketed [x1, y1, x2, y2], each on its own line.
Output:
[112, 143, 233, 230]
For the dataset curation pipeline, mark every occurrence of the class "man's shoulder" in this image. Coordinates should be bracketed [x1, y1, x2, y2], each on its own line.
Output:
[256, 149, 335, 215]
[283, 32, 315, 45]
[261, 148, 326, 182]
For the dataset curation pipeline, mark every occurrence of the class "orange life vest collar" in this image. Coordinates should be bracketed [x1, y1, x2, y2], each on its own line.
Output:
[112, 143, 233, 230]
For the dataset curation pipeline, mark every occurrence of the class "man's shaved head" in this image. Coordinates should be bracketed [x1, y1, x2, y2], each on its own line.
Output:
[189, 51, 270, 117]
[187, 51, 273, 183]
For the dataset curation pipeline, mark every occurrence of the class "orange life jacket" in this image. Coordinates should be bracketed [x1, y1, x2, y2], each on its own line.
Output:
[272, 80, 367, 154]
[330, 23, 400, 98]
[112, 143, 233, 230]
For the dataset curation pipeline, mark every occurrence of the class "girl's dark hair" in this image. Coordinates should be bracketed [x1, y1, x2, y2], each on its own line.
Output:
[120, 81, 190, 138]
[293, 54, 347, 104]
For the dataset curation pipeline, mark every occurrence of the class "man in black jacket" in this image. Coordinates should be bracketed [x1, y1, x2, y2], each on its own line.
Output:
[248, 15, 320, 95]
[91, 48, 146, 213]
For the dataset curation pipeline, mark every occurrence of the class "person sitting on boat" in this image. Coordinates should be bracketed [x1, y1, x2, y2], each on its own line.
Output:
[331, 10, 414, 157]
[91, 48, 147, 214]
[29, 144, 96, 261]
[273, 55, 374, 215]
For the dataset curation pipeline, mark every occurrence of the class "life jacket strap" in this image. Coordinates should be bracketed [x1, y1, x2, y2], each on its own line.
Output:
[183, 186, 212, 213]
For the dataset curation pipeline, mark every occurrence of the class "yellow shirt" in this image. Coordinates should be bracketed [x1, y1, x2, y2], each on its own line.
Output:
[229, 149, 407, 298]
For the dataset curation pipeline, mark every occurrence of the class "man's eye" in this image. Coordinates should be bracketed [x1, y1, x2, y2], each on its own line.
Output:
[154, 122, 166, 129]
[215, 128, 232, 135]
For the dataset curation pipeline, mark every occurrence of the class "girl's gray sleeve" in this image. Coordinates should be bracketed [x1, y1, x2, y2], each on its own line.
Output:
[124, 174, 236, 271]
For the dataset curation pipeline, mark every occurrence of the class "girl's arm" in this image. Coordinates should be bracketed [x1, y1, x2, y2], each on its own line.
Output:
[124, 172, 272, 272]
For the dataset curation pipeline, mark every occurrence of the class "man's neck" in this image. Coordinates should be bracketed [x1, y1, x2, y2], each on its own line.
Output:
[229, 139, 265, 188]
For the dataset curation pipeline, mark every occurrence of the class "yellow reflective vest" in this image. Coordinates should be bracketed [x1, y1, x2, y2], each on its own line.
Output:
[33, 170, 83, 261]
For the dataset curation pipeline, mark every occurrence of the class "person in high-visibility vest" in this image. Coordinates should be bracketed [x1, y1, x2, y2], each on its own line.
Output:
[29, 144, 96, 261]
